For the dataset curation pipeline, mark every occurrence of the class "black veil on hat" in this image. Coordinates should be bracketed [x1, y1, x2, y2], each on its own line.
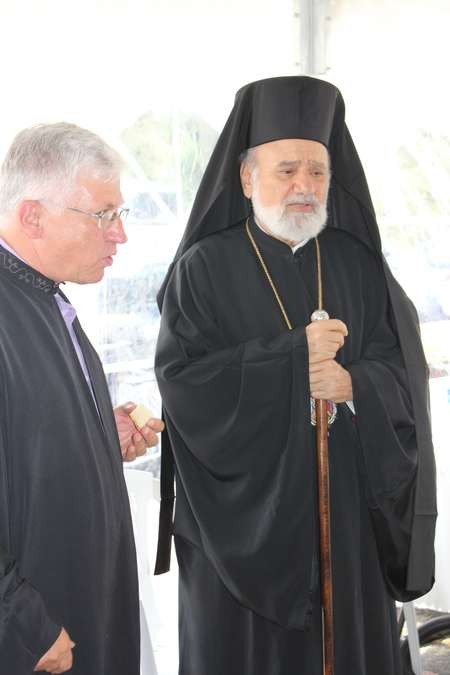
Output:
[158, 75, 381, 306]
[155, 76, 436, 598]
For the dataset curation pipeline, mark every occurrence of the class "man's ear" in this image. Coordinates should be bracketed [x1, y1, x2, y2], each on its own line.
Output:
[240, 162, 253, 199]
[17, 200, 44, 239]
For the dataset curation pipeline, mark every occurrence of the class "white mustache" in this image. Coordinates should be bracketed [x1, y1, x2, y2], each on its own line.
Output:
[283, 194, 319, 207]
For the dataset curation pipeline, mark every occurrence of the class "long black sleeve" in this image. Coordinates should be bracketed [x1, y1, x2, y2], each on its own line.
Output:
[0, 425, 60, 670]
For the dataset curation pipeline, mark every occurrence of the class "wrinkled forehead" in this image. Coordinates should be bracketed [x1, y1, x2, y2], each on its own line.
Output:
[251, 138, 329, 168]
[71, 171, 123, 209]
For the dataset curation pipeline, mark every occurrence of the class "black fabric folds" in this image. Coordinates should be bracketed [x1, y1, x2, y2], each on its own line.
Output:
[0, 246, 140, 675]
[154, 424, 175, 574]
[155, 77, 436, 610]
[156, 221, 426, 673]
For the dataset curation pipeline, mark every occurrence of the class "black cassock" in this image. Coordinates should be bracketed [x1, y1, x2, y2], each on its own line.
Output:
[156, 219, 418, 675]
[0, 245, 139, 675]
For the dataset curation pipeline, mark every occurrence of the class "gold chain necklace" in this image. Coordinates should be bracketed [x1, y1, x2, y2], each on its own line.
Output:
[245, 217, 326, 328]
[245, 217, 336, 426]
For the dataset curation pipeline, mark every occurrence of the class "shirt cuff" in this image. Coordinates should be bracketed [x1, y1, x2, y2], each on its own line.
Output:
[346, 400, 355, 415]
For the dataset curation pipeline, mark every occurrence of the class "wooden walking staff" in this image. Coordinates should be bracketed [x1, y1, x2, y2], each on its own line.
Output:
[311, 238, 334, 675]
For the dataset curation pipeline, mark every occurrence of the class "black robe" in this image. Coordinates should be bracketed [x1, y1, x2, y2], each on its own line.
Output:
[0, 245, 140, 675]
[156, 219, 419, 675]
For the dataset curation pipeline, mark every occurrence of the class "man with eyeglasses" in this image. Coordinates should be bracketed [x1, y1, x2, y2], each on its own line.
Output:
[0, 123, 163, 674]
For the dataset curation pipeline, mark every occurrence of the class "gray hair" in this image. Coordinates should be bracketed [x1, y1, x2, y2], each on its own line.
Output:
[239, 147, 258, 172]
[0, 122, 124, 214]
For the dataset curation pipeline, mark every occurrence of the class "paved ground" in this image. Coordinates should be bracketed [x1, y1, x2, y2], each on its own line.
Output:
[403, 609, 450, 675]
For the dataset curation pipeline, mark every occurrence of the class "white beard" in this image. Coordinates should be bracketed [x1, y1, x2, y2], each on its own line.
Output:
[251, 184, 328, 244]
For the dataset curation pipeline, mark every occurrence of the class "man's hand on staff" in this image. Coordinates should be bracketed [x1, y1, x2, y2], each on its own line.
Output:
[309, 359, 353, 402]
[306, 319, 347, 363]
[306, 319, 353, 402]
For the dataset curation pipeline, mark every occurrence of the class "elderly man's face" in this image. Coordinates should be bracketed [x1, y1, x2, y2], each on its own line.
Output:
[240, 138, 330, 244]
[36, 174, 127, 284]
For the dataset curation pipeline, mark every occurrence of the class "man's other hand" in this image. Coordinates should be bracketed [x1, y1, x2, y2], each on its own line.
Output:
[34, 627, 75, 674]
[306, 319, 348, 364]
[309, 359, 353, 402]
[114, 402, 165, 462]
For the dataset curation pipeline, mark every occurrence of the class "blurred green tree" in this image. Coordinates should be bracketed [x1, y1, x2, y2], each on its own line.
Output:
[122, 110, 218, 214]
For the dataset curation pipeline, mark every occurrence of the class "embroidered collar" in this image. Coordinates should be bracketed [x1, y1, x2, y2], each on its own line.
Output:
[0, 244, 59, 295]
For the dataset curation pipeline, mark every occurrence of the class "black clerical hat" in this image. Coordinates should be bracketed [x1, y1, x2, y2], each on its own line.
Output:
[158, 75, 383, 306]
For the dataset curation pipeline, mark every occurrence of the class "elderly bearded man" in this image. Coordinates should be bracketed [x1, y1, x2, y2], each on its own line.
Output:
[155, 77, 436, 675]
[0, 123, 163, 675]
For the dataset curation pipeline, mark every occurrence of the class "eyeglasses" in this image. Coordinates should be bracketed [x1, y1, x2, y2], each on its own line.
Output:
[66, 206, 130, 230]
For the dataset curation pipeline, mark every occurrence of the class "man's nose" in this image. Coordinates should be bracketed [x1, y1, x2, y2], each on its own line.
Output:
[291, 169, 315, 195]
[105, 218, 128, 244]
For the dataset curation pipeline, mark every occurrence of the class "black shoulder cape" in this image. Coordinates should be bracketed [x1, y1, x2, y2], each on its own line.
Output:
[155, 76, 436, 605]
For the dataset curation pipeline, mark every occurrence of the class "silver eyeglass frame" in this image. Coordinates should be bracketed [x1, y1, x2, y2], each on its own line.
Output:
[65, 206, 129, 230]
